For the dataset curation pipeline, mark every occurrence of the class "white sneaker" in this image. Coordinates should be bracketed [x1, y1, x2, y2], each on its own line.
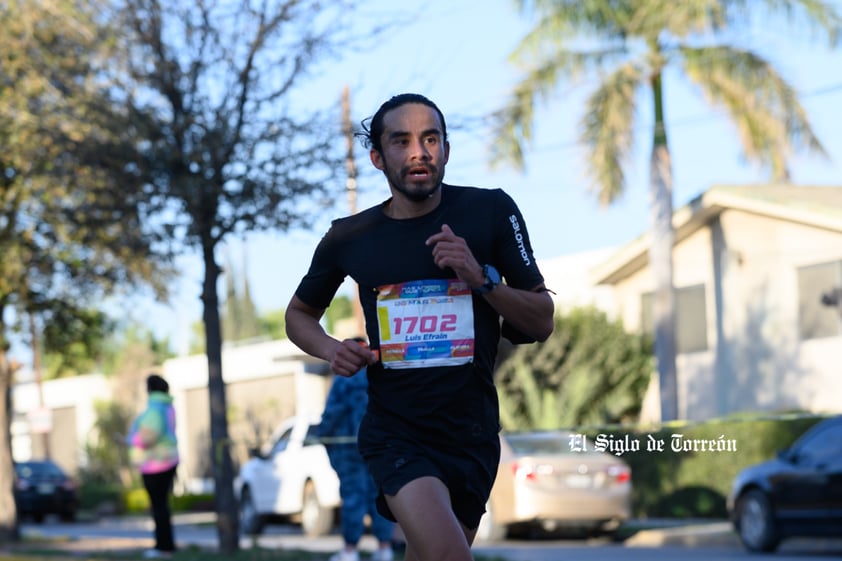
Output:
[329, 549, 360, 561]
[371, 547, 394, 561]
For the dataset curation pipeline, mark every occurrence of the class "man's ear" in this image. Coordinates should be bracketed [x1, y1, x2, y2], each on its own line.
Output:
[370, 149, 384, 171]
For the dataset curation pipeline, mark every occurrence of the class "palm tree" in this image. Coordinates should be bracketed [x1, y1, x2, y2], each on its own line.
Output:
[492, 0, 840, 421]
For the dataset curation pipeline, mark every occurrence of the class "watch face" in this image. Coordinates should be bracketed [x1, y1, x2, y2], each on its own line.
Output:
[476, 264, 501, 294]
[485, 265, 501, 285]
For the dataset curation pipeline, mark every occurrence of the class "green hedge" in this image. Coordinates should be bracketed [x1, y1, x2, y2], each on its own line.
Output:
[122, 490, 216, 514]
[586, 413, 827, 518]
[79, 483, 216, 515]
[78, 481, 125, 513]
[172, 492, 216, 512]
[124, 487, 150, 513]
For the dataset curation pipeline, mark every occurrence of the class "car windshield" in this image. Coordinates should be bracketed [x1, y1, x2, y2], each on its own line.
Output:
[505, 433, 599, 455]
[790, 419, 842, 465]
[16, 462, 64, 478]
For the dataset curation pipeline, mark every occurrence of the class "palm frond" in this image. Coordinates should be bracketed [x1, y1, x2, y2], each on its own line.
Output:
[682, 45, 827, 180]
[626, 0, 726, 38]
[488, 83, 533, 171]
[491, 47, 627, 170]
[581, 62, 644, 205]
[514, 0, 632, 42]
[721, 0, 842, 45]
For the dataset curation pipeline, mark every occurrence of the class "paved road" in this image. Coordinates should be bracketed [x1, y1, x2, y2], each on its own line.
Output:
[18, 514, 842, 561]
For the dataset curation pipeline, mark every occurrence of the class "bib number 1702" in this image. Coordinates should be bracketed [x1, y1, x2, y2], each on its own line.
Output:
[392, 314, 457, 335]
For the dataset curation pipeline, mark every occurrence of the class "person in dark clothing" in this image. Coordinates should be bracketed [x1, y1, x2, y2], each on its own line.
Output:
[286, 93, 554, 561]
[317, 339, 395, 561]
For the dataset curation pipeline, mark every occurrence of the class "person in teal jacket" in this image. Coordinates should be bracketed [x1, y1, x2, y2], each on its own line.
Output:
[127, 374, 179, 558]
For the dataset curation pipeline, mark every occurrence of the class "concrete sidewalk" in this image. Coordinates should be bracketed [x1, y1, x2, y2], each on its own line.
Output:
[17, 514, 742, 555]
[173, 513, 743, 548]
[623, 519, 738, 548]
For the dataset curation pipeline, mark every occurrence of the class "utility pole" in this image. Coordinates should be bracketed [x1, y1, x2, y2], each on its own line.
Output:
[29, 312, 51, 459]
[342, 86, 366, 337]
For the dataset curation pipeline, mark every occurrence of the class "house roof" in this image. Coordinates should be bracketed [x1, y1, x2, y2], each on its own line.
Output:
[592, 184, 842, 285]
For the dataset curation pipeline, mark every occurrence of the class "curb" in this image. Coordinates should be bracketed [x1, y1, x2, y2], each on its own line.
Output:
[624, 521, 738, 548]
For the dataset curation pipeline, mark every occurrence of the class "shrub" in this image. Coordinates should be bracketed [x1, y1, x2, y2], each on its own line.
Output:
[172, 493, 216, 512]
[587, 413, 827, 518]
[497, 306, 653, 431]
[124, 487, 150, 513]
[78, 481, 125, 514]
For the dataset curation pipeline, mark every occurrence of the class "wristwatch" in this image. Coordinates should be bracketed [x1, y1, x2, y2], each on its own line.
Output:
[474, 264, 501, 295]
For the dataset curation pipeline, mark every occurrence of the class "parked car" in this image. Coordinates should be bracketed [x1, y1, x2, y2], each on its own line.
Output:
[14, 459, 79, 523]
[236, 415, 340, 537]
[727, 415, 842, 552]
[476, 431, 632, 541]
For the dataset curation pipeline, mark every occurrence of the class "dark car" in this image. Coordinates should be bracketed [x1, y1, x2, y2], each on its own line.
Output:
[727, 415, 842, 552]
[14, 460, 79, 523]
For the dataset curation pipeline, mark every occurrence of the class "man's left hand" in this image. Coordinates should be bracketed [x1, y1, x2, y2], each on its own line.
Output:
[425, 224, 484, 288]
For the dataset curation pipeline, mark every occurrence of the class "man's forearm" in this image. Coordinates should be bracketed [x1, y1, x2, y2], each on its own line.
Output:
[484, 284, 554, 342]
[285, 305, 340, 363]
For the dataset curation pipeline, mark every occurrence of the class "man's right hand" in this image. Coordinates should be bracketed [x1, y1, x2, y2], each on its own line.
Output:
[330, 338, 378, 377]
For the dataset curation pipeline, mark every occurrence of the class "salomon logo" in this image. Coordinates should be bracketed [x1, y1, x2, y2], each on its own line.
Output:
[509, 215, 531, 266]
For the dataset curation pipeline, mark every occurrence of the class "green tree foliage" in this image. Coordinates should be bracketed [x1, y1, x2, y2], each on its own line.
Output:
[190, 306, 289, 355]
[188, 320, 206, 356]
[222, 255, 261, 344]
[0, 0, 171, 541]
[41, 306, 112, 379]
[112, 2, 372, 548]
[496, 307, 653, 431]
[259, 309, 287, 341]
[493, 0, 840, 421]
[99, 323, 173, 377]
[81, 400, 134, 487]
[324, 295, 354, 335]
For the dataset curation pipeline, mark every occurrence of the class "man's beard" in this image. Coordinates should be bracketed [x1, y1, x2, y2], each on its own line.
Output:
[395, 180, 441, 202]
[384, 162, 444, 202]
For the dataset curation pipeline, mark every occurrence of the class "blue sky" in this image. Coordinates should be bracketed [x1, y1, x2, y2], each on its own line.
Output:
[136, 1, 842, 355]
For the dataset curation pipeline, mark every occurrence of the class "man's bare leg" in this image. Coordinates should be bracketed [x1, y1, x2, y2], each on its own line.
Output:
[385, 476, 477, 561]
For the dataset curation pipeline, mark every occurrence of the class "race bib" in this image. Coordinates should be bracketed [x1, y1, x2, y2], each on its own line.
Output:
[376, 279, 475, 369]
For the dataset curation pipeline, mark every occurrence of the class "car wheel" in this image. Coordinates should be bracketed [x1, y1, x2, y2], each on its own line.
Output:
[239, 487, 265, 536]
[60, 509, 77, 523]
[475, 501, 507, 542]
[737, 489, 780, 552]
[300, 480, 334, 537]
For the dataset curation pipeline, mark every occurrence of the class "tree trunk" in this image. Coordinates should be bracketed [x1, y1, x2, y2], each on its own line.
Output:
[650, 71, 679, 421]
[0, 342, 21, 543]
[201, 242, 240, 553]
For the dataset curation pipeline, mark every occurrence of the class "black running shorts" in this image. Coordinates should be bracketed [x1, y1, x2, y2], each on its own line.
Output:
[358, 412, 501, 530]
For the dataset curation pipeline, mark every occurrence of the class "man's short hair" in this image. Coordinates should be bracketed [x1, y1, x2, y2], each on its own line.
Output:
[358, 93, 447, 154]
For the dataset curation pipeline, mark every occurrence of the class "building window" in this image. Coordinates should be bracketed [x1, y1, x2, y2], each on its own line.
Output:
[641, 284, 708, 354]
[797, 260, 842, 340]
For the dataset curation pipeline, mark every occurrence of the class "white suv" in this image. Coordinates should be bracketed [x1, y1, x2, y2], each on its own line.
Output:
[236, 415, 340, 537]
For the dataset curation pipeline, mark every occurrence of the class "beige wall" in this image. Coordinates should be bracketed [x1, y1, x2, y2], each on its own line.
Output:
[611, 207, 842, 421]
[12, 374, 111, 474]
[26, 406, 77, 474]
[179, 371, 329, 486]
